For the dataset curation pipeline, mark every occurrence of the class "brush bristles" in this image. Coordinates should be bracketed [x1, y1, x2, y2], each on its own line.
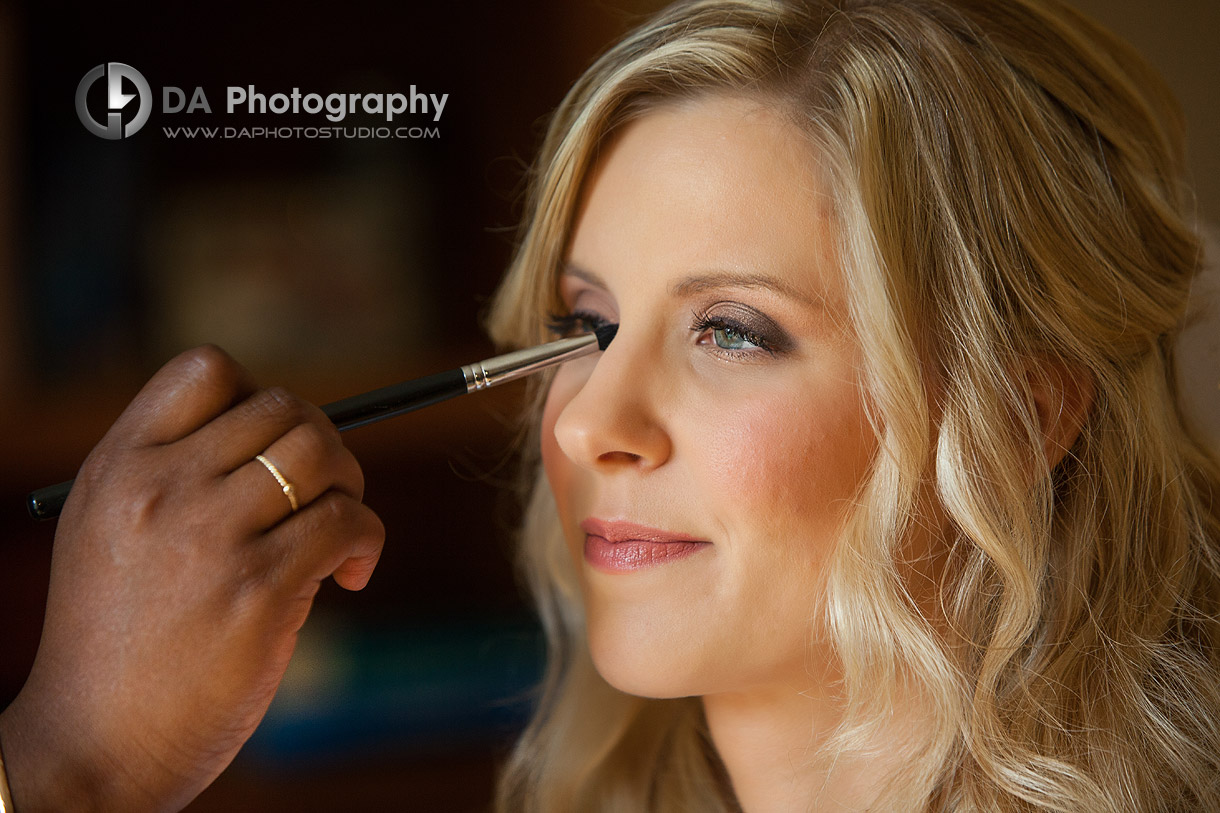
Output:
[594, 322, 619, 351]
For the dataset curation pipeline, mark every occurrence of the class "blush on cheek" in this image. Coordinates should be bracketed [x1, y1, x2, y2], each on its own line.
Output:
[695, 382, 874, 535]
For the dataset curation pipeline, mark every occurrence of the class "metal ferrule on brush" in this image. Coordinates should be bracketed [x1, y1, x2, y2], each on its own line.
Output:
[461, 333, 600, 392]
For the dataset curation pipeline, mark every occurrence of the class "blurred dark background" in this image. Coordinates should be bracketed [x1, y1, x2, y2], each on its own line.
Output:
[0, 1, 670, 810]
[0, 1, 1215, 811]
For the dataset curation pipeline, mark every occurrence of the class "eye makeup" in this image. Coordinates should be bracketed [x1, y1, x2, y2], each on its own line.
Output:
[554, 266, 802, 361]
[550, 282, 797, 363]
[689, 300, 794, 357]
[547, 310, 614, 339]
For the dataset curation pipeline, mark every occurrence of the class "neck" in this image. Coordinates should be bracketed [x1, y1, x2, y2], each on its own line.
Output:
[702, 680, 916, 812]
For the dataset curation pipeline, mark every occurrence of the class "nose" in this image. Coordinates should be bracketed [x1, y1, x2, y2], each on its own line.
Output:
[551, 328, 673, 472]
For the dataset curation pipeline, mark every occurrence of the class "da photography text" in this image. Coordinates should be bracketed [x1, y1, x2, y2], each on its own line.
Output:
[76, 62, 449, 141]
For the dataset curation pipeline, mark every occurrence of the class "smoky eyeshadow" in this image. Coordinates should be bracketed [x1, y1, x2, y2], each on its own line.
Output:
[700, 301, 797, 354]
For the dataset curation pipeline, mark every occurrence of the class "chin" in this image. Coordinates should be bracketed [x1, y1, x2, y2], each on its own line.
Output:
[591, 655, 695, 700]
[584, 617, 712, 700]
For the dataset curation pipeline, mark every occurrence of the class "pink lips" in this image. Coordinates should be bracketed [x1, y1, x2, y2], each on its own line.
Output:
[580, 518, 711, 573]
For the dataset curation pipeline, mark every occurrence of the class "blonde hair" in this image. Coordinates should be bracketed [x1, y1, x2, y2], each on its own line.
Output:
[486, 0, 1220, 809]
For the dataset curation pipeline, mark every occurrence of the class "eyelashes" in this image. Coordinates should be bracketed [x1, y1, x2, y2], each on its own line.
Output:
[547, 310, 612, 338]
[689, 312, 775, 355]
[689, 302, 793, 357]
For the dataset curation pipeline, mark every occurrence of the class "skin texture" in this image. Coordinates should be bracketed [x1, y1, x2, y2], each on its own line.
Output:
[0, 345, 385, 812]
[540, 95, 886, 810]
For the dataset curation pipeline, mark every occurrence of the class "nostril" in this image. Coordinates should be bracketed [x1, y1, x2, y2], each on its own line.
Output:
[547, 346, 674, 470]
[598, 450, 643, 464]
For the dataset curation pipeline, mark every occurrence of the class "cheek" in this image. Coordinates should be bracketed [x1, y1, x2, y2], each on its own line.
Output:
[691, 372, 875, 548]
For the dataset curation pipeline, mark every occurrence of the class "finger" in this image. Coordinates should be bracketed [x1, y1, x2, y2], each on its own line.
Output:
[183, 386, 330, 475]
[262, 492, 386, 594]
[109, 346, 257, 448]
[331, 544, 384, 591]
[224, 421, 364, 530]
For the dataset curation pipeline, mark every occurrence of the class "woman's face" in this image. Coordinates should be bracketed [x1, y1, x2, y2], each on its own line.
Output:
[541, 94, 877, 699]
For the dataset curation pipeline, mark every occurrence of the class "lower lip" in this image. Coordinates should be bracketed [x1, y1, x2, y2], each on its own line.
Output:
[583, 534, 710, 572]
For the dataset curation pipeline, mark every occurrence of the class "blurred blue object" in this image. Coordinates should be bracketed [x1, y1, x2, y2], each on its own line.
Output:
[244, 613, 544, 768]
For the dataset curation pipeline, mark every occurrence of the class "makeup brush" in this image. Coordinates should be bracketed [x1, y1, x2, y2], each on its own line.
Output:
[26, 323, 618, 521]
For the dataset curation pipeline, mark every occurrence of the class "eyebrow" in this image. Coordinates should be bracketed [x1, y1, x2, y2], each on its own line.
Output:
[561, 263, 827, 310]
[561, 264, 609, 291]
[669, 271, 827, 309]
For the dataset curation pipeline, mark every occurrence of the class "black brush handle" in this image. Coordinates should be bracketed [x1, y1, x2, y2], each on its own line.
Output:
[27, 482, 72, 521]
[26, 368, 468, 521]
[25, 326, 618, 522]
[322, 368, 467, 430]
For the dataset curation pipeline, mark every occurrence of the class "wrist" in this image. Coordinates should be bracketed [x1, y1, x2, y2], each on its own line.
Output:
[0, 695, 122, 813]
[0, 720, 15, 813]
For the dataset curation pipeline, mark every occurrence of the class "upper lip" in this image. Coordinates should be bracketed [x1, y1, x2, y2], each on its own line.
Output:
[580, 517, 709, 545]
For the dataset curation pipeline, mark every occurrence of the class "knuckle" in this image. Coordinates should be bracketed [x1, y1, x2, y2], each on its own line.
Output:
[76, 447, 162, 505]
[62, 449, 175, 535]
[178, 344, 240, 386]
[309, 491, 374, 534]
[314, 414, 343, 445]
[295, 420, 334, 453]
[277, 423, 327, 478]
[286, 421, 348, 482]
[170, 345, 250, 406]
[103, 466, 172, 529]
[123, 480, 168, 526]
[316, 491, 352, 524]
[248, 386, 306, 424]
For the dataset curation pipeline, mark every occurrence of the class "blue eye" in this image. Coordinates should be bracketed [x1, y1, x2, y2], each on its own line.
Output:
[690, 309, 779, 356]
[709, 325, 759, 350]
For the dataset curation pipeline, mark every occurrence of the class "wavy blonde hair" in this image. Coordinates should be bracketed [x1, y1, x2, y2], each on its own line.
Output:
[485, 0, 1220, 809]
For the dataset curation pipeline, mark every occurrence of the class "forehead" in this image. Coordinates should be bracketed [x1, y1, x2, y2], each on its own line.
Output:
[566, 94, 844, 309]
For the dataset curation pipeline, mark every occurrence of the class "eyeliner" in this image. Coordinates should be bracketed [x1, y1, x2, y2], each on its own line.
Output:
[26, 323, 618, 521]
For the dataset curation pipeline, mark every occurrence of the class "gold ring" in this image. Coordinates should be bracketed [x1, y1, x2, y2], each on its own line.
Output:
[256, 454, 299, 512]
